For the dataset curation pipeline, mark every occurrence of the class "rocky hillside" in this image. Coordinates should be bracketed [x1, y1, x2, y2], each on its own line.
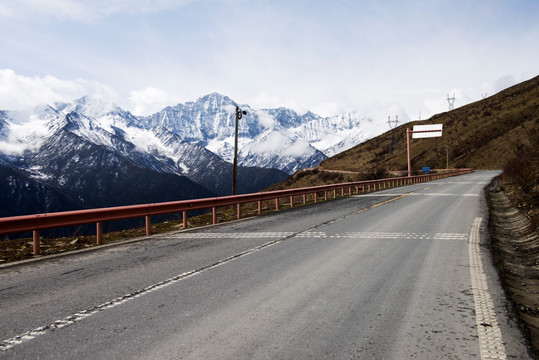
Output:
[488, 142, 538, 356]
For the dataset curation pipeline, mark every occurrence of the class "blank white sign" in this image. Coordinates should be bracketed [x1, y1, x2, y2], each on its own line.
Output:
[412, 124, 443, 138]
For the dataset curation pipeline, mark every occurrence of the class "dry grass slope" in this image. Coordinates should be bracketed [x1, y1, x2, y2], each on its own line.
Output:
[322, 75, 539, 173]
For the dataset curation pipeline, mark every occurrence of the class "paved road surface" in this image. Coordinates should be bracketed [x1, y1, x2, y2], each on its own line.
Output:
[0, 171, 532, 359]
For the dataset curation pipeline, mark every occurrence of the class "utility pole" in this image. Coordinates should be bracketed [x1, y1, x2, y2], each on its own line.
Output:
[232, 105, 247, 195]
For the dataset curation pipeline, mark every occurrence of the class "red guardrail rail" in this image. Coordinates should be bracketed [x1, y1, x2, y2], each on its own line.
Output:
[0, 169, 472, 255]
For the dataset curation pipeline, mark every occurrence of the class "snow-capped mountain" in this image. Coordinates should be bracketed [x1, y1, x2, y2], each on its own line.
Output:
[0, 93, 376, 218]
[0, 97, 287, 218]
[140, 93, 373, 174]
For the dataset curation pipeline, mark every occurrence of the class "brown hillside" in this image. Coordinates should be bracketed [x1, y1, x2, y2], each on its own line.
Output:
[321, 75, 539, 173]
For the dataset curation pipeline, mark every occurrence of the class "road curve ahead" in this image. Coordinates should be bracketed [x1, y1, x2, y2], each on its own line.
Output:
[0, 171, 532, 359]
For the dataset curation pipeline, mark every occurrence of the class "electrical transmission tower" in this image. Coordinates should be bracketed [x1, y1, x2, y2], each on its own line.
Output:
[387, 115, 399, 155]
[447, 93, 456, 111]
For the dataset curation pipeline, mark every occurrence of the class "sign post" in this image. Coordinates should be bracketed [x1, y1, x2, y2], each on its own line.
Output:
[406, 124, 443, 177]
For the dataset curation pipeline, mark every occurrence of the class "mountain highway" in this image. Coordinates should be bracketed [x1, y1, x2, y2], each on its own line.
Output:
[0, 171, 532, 359]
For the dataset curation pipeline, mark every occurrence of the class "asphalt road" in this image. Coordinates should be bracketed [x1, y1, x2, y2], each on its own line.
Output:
[0, 171, 532, 359]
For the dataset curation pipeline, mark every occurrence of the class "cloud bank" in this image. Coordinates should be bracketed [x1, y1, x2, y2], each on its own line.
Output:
[0, 69, 117, 110]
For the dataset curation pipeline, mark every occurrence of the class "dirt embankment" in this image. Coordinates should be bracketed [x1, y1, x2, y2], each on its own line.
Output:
[488, 184, 539, 356]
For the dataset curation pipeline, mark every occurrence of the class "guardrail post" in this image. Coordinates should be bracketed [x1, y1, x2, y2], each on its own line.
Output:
[145, 216, 151, 236]
[303, 194, 306, 204]
[183, 211, 188, 229]
[324, 191, 327, 200]
[33, 230, 40, 256]
[275, 198, 279, 211]
[341, 188, 344, 197]
[213, 207, 217, 224]
[258, 201, 262, 215]
[315, 192, 318, 203]
[237, 204, 241, 219]
[96, 222, 103, 245]
[290, 195, 294, 208]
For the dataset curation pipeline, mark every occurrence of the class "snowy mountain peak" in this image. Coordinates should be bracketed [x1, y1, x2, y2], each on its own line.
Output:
[1, 93, 378, 176]
[55, 95, 133, 122]
[196, 92, 236, 110]
[139, 94, 374, 174]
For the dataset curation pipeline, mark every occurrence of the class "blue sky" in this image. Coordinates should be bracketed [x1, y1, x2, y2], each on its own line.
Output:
[1, 0, 538, 122]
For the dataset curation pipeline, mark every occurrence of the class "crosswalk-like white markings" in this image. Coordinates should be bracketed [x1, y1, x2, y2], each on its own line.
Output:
[421, 193, 479, 197]
[298, 232, 468, 240]
[174, 232, 468, 241]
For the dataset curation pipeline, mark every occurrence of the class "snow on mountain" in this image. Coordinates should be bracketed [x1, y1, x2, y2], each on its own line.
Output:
[0, 92, 378, 218]
[299, 112, 376, 157]
[0, 105, 65, 156]
[141, 93, 371, 174]
[0, 93, 374, 178]
[0, 96, 289, 215]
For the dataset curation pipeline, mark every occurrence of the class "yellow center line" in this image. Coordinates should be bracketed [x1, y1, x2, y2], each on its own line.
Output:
[358, 193, 412, 213]
[423, 186, 431, 190]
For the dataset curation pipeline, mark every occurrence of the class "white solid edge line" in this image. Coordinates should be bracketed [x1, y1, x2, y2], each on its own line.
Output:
[469, 217, 507, 360]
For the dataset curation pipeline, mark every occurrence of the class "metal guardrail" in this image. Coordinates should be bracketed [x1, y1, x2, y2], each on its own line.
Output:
[0, 169, 472, 255]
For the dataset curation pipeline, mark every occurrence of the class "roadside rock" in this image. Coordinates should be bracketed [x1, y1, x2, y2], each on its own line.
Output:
[488, 188, 539, 356]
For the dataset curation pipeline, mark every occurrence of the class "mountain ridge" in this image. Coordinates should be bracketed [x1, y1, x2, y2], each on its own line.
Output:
[0, 92, 376, 218]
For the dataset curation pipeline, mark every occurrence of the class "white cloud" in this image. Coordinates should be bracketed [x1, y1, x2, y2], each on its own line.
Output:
[311, 102, 349, 118]
[0, 69, 117, 110]
[282, 138, 314, 157]
[0, 0, 193, 21]
[250, 132, 314, 157]
[256, 111, 276, 128]
[421, 74, 527, 118]
[128, 86, 172, 116]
